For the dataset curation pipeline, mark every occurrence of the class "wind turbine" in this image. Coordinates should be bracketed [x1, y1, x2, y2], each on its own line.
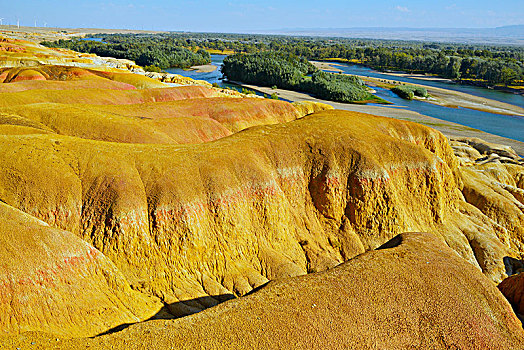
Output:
[0, 18, 4, 26]
[17, 19, 20, 29]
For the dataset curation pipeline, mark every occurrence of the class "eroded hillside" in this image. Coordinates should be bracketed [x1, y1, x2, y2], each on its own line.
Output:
[0, 33, 523, 347]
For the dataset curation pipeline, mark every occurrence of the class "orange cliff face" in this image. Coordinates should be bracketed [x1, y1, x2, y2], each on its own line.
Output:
[0, 32, 523, 345]
[499, 272, 524, 318]
[0, 65, 167, 90]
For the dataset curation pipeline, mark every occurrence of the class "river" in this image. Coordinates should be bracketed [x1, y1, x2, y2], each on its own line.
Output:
[164, 55, 246, 90]
[166, 55, 268, 97]
[326, 63, 524, 109]
[166, 55, 524, 142]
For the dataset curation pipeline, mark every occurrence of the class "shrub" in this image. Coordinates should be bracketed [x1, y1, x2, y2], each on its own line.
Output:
[144, 65, 163, 73]
[241, 88, 256, 95]
[411, 86, 428, 97]
[391, 85, 427, 100]
[299, 71, 372, 103]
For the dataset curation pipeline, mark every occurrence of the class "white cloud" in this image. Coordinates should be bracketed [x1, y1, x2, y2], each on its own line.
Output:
[395, 5, 410, 13]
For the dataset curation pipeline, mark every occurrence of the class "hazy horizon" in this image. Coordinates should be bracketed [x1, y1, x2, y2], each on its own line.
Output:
[1, 0, 523, 33]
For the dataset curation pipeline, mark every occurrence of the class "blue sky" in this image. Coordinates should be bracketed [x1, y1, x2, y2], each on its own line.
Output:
[1, 1, 523, 32]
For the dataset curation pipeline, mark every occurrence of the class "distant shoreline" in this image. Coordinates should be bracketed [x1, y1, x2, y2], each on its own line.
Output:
[382, 72, 453, 83]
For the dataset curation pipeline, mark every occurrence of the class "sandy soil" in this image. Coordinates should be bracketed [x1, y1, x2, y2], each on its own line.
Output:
[189, 64, 217, 73]
[234, 82, 524, 155]
[308, 62, 523, 116]
[309, 61, 345, 72]
[310, 61, 454, 83]
[359, 75, 524, 117]
[383, 71, 454, 83]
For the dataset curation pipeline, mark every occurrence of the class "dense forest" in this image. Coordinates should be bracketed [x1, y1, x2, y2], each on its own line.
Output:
[221, 52, 315, 89]
[41, 37, 211, 70]
[182, 33, 524, 86]
[222, 52, 382, 103]
[43, 32, 524, 87]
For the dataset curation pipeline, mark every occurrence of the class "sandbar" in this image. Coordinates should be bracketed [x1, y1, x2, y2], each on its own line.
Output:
[358, 75, 524, 117]
[309, 61, 345, 73]
[189, 64, 218, 73]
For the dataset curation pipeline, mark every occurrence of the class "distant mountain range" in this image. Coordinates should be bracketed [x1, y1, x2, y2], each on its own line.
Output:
[258, 25, 524, 45]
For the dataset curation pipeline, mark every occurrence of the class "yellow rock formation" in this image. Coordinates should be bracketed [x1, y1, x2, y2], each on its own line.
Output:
[291, 100, 334, 115]
[0, 202, 161, 337]
[0, 35, 143, 73]
[450, 138, 524, 262]
[0, 97, 302, 144]
[0, 85, 221, 107]
[2, 233, 523, 349]
[0, 108, 518, 325]
[0, 33, 523, 345]
[79, 233, 523, 350]
[0, 65, 166, 89]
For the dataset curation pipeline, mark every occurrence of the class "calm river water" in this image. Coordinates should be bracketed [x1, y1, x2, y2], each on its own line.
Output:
[167, 55, 524, 142]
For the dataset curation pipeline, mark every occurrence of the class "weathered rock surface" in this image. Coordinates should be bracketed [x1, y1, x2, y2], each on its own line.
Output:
[451, 138, 524, 263]
[0, 35, 145, 73]
[1, 33, 524, 342]
[0, 201, 161, 337]
[0, 97, 302, 144]
[499, 272, 524, 318]
[145, 71, 213, 87]
[291, 100, 334, 115]
[0, 110, 517, 318]
[452, 137, 523, 163]
[4, 233, 523, 349]
[0, 85, 222, 107]
[0, 65, 167, 90]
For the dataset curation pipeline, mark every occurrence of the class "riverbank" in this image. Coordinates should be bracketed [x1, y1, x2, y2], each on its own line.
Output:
[358, 75, 524, 117]
[233, 81, 524, 155]
[382, 71, 454, 83]
[315, 59, 453, 83]
[189, 64, 217, 73]
[311, 60, 524, 116]
[309, 61, 345, 73]
[317, 59, 524, 95]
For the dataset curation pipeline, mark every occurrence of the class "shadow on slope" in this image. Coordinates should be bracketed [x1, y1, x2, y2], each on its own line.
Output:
[95, 294, 236, 337]
[504, 256, 524, 276]
[96, 234, 431, 338]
